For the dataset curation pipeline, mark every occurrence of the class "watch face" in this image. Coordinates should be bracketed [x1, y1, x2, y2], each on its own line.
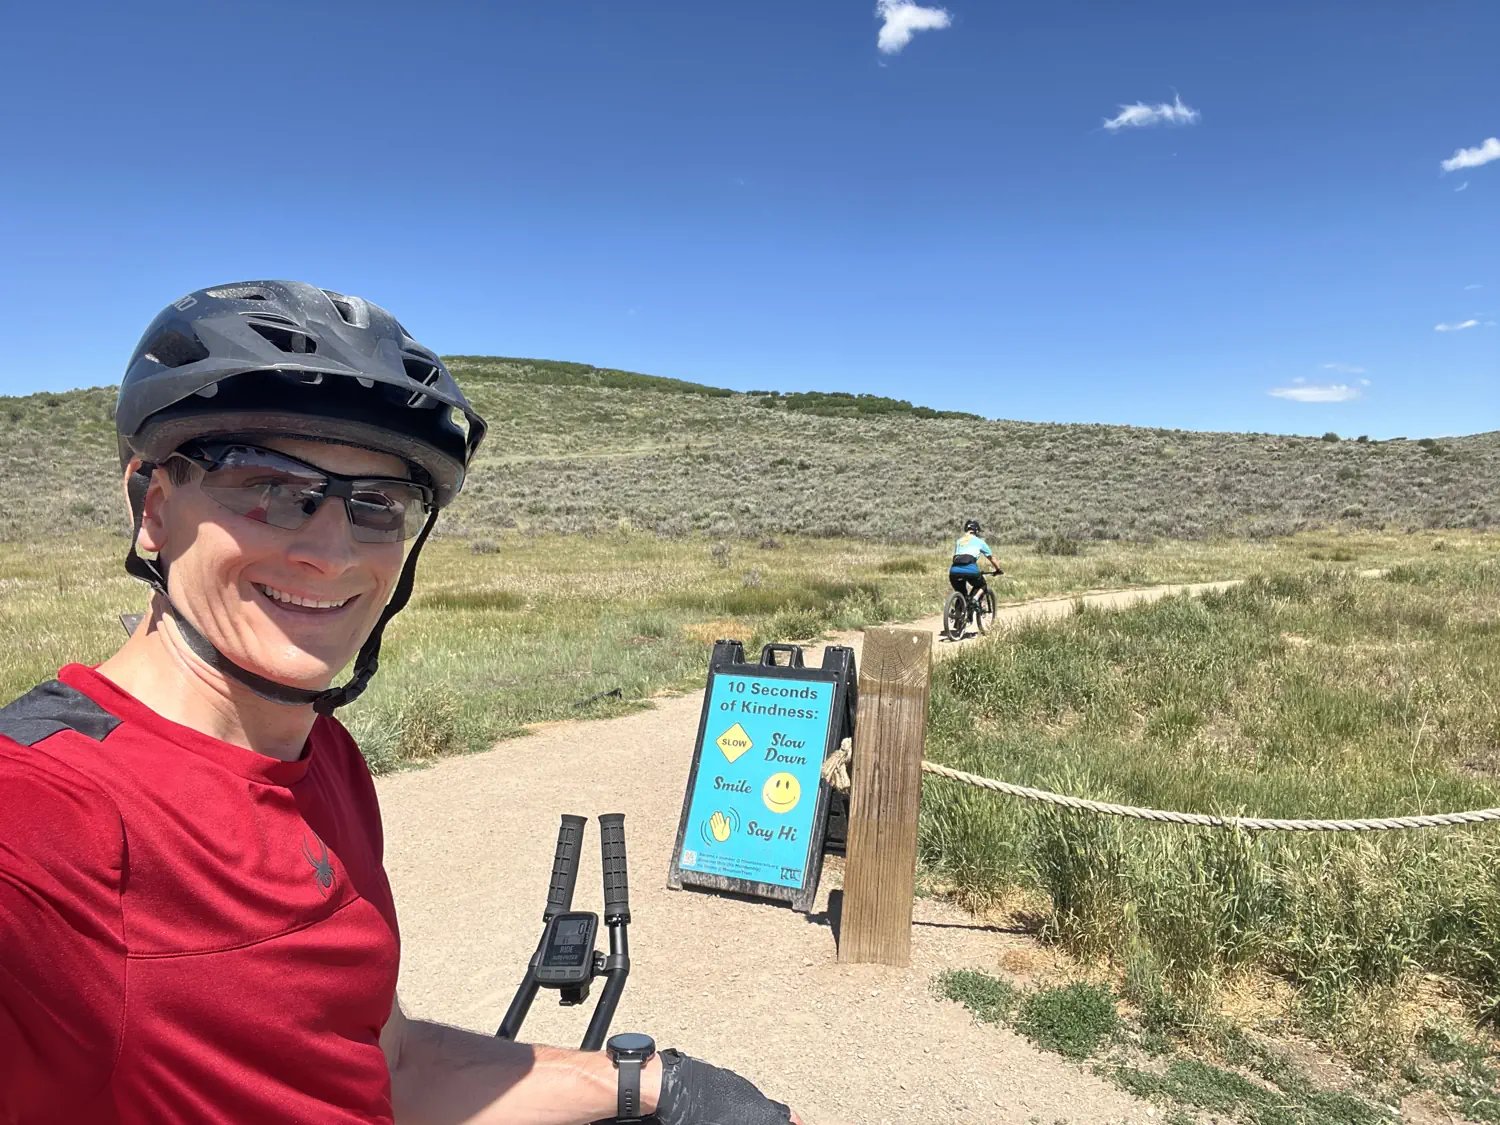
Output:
[608, 1032, 656, 1059]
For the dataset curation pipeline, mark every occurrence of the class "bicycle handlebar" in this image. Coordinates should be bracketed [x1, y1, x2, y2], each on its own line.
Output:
[544, 814, 587, 921]
[599, 813, 630, 922]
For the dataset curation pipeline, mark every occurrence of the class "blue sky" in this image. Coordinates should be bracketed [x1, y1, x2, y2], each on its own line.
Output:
[1, 1, 1495, 438]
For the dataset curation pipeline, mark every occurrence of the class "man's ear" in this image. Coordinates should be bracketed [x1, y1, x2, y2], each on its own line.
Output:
[124, 458, 173, 556]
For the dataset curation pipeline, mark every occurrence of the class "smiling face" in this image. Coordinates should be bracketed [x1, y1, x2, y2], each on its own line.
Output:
[762, 771, 802, 814]
[138, 436, 409, 691]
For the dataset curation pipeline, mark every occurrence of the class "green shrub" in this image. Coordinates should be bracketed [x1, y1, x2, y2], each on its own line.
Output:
[777, 389, 981, 421]
[1032, 807, 1130, 963]
[627, 614, 676, 639]
[754, 608, 827, 645]
[351, 687, 484, 774]
[1034, 533, 1082, 557]
[417, 589, 525, 612]
[936, 969, 1018, 1025]
[1015, 981, 1119, 1059]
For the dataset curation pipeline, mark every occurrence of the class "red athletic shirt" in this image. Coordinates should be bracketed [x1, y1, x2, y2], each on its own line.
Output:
[0, 664, 400, 1124]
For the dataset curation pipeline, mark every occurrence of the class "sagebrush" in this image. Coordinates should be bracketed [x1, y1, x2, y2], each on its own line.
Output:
[1, 356, 1493, 543]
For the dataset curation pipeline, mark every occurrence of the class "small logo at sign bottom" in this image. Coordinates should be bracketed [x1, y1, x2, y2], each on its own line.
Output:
[681, 849, 698, 867]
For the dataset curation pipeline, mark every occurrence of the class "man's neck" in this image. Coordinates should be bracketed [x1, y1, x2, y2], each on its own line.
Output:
[95, 604, 319, 761]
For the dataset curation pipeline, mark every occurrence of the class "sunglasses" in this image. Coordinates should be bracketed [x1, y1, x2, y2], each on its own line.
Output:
[171, 442, 432, 544]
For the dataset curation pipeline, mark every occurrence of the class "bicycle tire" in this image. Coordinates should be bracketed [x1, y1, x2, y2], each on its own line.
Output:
[943, 592, 967, 640]
[974, 588, 996, 634]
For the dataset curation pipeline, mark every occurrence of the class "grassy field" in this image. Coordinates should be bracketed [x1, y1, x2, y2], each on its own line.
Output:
[2, 355, 1495, 544]
[0, 526, 1479, 761]
[918, 533, 1500, 1097]
[1, 527, 1432, 774]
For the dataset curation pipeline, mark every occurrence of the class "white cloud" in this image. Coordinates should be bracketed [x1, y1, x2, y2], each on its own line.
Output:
[1441, 137, 1500, 173]
[1269, 384, 1362, 403]
[875, 0, 952, 54]
[1359, 378, 1372, 387]
[1435, 319, 1480, 332]
[1103, 95, 1200, 131]
[1465, 284, 1483, 290]
[1455, 181, 1470, 192]
[1322, 362, 1366, 374]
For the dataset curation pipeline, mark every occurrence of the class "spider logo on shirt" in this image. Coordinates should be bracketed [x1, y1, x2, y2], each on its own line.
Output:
[302, 832, 336, 898]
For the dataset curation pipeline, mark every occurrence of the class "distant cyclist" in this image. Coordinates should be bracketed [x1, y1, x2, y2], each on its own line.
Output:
[949, 519, 1003, 600]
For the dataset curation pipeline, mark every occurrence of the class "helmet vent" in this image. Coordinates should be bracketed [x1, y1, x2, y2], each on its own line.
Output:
[402, 353, 442, 407]
[247, 321, 317, 355]
[143, 329, 211, 369]
[206, 285, 271, 301]
[324, 292, 369, 328]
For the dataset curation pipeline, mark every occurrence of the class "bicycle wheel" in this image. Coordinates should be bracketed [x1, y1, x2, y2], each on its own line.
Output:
[943, 592, 968, 640]
[974, 588, 996, 634]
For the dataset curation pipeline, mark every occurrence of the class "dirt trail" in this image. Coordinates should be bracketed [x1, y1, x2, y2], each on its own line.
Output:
[838, 578, 1244, 663]
[378, 580, 1241, 1124]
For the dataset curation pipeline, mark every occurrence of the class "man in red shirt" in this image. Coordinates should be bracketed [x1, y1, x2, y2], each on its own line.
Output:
[0, 282, 802, 1125]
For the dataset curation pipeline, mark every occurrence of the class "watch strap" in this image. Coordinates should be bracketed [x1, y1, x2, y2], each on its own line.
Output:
[617, 1055, 643, 1122]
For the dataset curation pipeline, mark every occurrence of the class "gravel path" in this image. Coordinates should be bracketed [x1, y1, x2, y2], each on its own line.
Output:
[379, 580, 1240, 1124]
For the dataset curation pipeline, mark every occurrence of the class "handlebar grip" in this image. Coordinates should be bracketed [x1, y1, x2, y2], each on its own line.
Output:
[544, 814, 588, 920]
[599, 813, 630, 921]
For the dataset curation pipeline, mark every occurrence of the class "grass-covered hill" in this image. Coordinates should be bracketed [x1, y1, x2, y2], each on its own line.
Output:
[2, 355, 1495, 544]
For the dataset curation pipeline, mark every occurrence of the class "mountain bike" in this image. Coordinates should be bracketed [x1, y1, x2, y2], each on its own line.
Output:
[943, 572, 1001, 640]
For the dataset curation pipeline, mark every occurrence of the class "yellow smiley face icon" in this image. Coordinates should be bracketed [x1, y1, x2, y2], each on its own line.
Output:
[762, 772, 802, 814]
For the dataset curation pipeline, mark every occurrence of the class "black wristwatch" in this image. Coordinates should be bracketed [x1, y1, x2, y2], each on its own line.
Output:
[606, 1033, 656, 1122]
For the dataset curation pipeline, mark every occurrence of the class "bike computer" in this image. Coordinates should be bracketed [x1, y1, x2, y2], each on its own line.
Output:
[536, 911, 599, 986]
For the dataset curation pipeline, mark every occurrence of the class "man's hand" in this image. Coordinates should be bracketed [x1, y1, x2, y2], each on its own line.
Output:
[655, 1050, 804, 1125]
[384, 993, 804, 1125]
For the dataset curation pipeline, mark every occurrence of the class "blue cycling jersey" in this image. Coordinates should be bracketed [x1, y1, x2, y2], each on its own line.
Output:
[950, 533, 993, 574]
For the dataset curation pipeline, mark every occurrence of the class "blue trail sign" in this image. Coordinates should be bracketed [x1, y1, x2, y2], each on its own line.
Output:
[667, 641, 856, 912]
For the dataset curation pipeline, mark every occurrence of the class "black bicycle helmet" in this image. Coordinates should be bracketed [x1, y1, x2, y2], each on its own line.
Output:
[117, 281, 489, 714]
[964, 519, 981, 534]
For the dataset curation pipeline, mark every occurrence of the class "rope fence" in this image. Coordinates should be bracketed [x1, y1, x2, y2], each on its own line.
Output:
[820, 743, 1500, 833]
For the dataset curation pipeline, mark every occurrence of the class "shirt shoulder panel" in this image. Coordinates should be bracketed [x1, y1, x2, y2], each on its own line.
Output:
[0, 679, 122, 747]
[0, 745, 127, 1119]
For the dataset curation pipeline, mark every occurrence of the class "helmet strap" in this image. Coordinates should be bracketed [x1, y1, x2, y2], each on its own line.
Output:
[123, 462, 437, 715]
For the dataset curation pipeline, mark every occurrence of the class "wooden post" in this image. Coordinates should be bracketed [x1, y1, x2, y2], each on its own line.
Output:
[838, 626, 932, 966]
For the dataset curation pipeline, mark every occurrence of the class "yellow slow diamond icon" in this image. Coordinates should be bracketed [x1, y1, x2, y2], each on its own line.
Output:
[715, 723, 753, 763]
